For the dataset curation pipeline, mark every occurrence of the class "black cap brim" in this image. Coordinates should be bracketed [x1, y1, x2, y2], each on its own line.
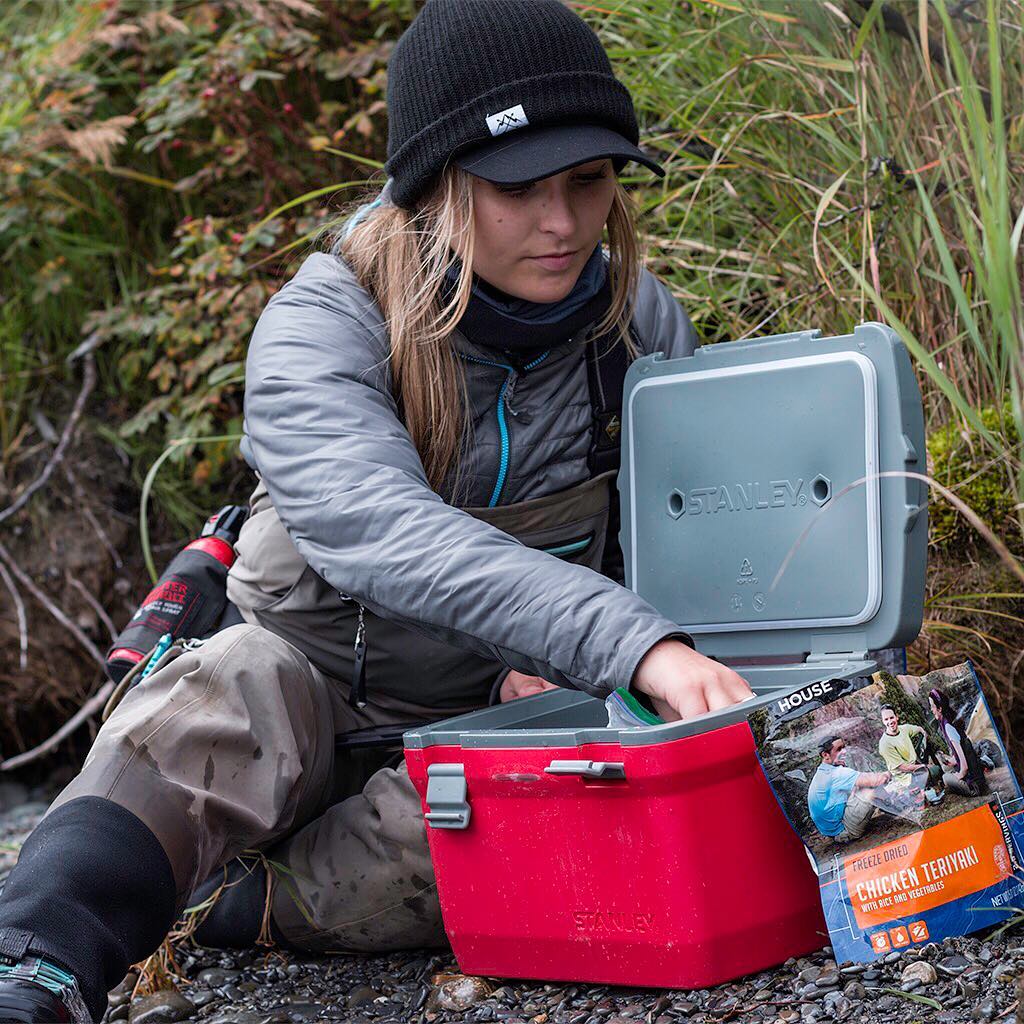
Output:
[452, 123, 664, 185]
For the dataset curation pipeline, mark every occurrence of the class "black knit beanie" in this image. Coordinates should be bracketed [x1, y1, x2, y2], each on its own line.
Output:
[384, 0, 644, 210]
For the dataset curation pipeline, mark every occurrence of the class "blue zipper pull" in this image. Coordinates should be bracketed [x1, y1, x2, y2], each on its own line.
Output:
[137, 632, 174, 685]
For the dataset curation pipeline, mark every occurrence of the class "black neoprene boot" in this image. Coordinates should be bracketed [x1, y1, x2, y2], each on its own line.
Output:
[0, 797, 178, 1023]
[190, 857, 274, 950]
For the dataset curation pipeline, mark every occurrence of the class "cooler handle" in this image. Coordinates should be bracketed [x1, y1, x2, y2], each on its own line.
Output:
[544, 760, 626, 780]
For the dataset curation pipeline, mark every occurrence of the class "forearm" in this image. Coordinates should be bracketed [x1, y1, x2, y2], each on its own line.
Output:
[258, 467, 685, 697]
[856, 772, 890, 788]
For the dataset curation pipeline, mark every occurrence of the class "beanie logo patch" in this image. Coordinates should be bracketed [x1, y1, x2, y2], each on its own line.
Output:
[486, 104, 529, 137]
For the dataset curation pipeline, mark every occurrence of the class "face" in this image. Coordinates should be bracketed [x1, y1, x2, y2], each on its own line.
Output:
[881, 708, 899, 735]
[824, 739, 847, 765]
[465, 158, 616, 303]
[929, 696, 940, 719]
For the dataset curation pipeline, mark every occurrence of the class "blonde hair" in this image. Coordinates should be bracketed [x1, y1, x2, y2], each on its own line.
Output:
[327, 164, 642, 496]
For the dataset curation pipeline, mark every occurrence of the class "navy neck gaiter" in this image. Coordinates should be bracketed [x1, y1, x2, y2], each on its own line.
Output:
[441, 243, 613, 366]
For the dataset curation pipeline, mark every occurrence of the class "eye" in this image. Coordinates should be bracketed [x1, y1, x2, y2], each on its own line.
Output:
[494, 170, 609, 198]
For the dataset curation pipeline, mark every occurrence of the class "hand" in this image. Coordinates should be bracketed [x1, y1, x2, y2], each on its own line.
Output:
[630, 639, 753, 722]
[500, 670, 559, 703]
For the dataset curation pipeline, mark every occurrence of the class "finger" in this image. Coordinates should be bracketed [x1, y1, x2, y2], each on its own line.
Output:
[705, 669, 754, 711]
[649, 695, 679, 722]
[725, 669, 755, 702]
[671, 684, 709, 721]
[704, 667, 752, 705]
[704, 680, 740, 713]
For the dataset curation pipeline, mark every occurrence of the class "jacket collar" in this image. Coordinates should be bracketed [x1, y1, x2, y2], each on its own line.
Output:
[442, 245, 612, 371]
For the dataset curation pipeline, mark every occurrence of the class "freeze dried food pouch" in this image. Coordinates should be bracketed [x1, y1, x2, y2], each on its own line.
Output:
[605, 687, 663, 728]
[605, 687, 759, 729]
[748, 661, 1024, 962]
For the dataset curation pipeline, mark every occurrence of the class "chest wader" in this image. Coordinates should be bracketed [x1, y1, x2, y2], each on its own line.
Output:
[0, 330, 635, 1015]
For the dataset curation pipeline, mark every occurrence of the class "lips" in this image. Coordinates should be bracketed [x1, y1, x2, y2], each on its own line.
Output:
[529, 249, 578, 270]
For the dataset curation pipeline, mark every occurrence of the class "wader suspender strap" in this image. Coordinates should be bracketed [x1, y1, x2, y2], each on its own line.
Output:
[584, 322, 638, 583]
[584, 325, 632, 477]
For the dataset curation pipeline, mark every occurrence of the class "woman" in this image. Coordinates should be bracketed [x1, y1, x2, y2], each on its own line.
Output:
[0, 2, 752, 1021]
[928, 687, 988, 798]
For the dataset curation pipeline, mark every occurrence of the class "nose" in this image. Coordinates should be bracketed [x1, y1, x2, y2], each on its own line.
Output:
[534, 178, 577, 239]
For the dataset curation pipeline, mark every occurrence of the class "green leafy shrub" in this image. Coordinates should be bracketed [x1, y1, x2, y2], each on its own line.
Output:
[1, 0, 405, 523]
[928, 401, 1022, 555]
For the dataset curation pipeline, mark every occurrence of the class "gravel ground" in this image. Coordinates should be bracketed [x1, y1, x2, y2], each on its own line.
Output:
[1, 794, 1021, 1024]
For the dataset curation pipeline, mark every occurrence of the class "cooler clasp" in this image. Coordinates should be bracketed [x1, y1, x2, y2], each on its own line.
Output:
[424, 763, 472, 830]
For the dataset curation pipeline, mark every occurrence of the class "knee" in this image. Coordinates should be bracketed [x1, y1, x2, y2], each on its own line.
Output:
[208, 624, 310, 685]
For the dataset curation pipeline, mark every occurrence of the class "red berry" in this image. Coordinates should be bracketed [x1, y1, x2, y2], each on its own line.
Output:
[202, 87, 216, 99]
[231, 232, 244, 244]
[283, 102, 294, 114]
[223, 146, 234, 156]
[170, 139, 183, 150]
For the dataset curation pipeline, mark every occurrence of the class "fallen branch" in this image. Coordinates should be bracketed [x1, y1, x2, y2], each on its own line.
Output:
[0, 540, 105, 668]
[0, 350, 96, 526]
[0, 539, 115, 768]
[66, 572, 117, 641]
[0, 679, 114, 771]
[62, 463, 124, 570]
[0, 559, 28, 671]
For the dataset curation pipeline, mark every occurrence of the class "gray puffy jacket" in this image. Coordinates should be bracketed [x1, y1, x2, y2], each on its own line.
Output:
[239, 250, 697, 700]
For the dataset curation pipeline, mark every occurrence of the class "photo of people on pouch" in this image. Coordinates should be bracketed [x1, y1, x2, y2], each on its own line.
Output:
[757, 664, 1019, 863]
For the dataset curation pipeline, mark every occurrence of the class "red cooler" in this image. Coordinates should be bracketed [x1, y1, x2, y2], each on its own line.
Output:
[404, 323, 928, 988]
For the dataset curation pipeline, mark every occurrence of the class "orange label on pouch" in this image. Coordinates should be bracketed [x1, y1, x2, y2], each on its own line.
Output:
[843, 804, 1012, 929]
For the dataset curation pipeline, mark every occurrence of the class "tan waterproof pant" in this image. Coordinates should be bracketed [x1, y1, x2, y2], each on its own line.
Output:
[50, 623, 447, 954]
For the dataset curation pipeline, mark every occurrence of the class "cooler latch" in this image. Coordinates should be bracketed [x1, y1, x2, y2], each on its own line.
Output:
[545, 760, 626, 780]
[424, 763, 471, 830]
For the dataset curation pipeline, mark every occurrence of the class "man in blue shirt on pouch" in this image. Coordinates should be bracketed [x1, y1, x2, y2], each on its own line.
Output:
[808, 736, 892, 844]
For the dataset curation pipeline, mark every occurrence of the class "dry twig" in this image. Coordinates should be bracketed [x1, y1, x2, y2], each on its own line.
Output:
[66, 572, 117, 641]
[0, 539, 105, 668]
[62, 463, 124, 569]
[0, 679, 114, 771]
[0, 351, 96, 526]
[0, 559, 28, 671]
[0, 537, 116, 769]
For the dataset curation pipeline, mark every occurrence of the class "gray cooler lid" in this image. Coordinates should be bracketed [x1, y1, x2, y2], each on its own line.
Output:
[620, 322, 928, 663]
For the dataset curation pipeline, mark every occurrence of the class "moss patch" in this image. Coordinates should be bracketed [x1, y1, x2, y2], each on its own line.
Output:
[927, 401, 1022, 555]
